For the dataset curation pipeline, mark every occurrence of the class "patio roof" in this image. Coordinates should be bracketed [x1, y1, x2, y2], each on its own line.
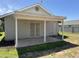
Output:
[15, 13, 65, 21]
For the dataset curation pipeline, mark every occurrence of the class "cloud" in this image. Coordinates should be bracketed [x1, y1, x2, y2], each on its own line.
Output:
[0, 3, 15, 15]
[0, 8, 6, 15]
[0, 8, 12, 15]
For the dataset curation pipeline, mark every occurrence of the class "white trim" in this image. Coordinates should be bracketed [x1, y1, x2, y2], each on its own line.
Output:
[62, 20, 64, 40]
[15, 17, 18, 47]
[35, 23, 36, 36]
[0, 12, 14, 18]
[37, 4, 52, 16]
[44, 20, 46, 43]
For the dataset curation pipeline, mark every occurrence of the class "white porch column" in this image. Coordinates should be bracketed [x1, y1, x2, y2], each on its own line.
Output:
[15, 17, 18, 47]
[44, 20, 46, 43]
[62, 20, 64, 40]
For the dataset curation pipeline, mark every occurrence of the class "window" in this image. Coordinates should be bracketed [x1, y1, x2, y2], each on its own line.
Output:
[35, 6, 39, 11]
[68, 25, 71, 27]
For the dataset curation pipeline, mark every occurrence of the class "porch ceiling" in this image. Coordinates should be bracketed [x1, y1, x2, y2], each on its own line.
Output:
[15, 13, 65, 21]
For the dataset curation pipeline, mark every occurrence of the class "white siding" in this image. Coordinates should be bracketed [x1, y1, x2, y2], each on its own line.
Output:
[5, 15, 15, 40]
[16, 5, 51, 16]
[18, 20, 44, 39]
[18, 20, 30, 39]
[18, 20, 58, 39]
[46, 21, 58, 35]
[4, 16, 58, 40]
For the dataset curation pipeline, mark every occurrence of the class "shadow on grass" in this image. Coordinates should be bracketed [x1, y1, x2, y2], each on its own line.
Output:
[49, 34, 68, 39]
[16, 41, 79, 58]
[0, 39, 15, 47]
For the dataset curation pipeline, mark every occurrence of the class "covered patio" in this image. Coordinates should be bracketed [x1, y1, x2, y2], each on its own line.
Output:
[14, 13, 65, 47]
[18, 36, 62, 47]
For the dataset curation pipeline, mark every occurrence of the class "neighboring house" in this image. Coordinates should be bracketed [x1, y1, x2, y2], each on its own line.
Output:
[0, 4, 65, 47]
[59, 20, 79, 33]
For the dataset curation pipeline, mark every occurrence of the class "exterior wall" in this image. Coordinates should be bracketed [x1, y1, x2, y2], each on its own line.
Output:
[4, 15, 58, 40]
[4, 15, 15, 40]
[18, 20, 30, 39]
[46, 21, 58, 35]
[4, 10, 58, 41]
[18, 20, 44, 39]
[18, 20, 58, 39]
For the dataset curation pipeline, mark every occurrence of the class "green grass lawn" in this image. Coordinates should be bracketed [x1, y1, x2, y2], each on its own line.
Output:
[46, 32, 79, 58]
[0, 32, 79, 58]
[0, 41, 67, 58]
[0, 47, 18, 58]
[18, 41, 68, 52]
[59, 32, 79, 36]
[0, 32, 18, 58]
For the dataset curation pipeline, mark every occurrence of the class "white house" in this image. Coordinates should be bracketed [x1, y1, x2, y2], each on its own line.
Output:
[0, 4, 65, 47]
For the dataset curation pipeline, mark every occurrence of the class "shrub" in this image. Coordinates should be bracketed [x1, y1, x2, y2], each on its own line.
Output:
[0, 34, 2, 36]
[0, 26, 3, 32]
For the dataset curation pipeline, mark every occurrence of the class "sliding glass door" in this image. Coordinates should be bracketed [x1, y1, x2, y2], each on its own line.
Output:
[30, 23, 40, 37]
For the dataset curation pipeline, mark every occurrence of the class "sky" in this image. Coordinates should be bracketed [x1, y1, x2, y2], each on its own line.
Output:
[0, 0, 79, 20]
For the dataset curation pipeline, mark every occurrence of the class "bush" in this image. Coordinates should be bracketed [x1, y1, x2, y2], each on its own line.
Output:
[0, 34, 2, 36]
[0, 26, 3, 32]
